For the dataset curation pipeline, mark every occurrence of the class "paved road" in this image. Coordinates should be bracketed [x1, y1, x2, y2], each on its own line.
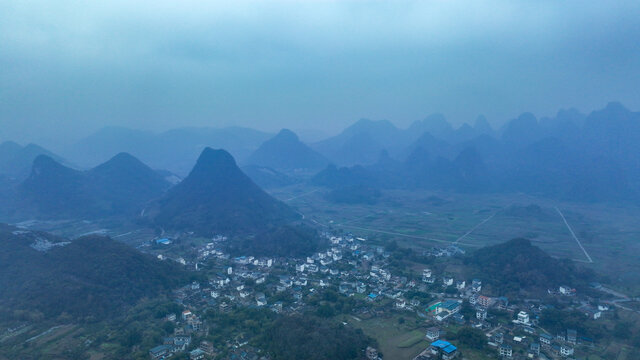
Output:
[555, 206, 593, 263]
[596, 286, 640, 314]
[454, 211, 499, 244]
[335, 224, 481, 247]
[284, 189, 321, 202]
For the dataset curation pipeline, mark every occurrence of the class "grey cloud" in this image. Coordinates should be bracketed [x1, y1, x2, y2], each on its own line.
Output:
[1, 0, 639, 144]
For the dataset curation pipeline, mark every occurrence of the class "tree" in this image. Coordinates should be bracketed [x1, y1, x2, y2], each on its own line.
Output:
[454, 327, 486, 349]
[316, 304, 335, 318]
[460, 300, 474, 320]
[614, 322, 632, 340]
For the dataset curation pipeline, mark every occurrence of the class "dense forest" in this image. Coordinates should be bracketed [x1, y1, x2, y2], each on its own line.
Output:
[256, 315, 373, 360]
[228, 224, 326, 258]
[0, 225, 194, 321]
[464, 238, 594, 295]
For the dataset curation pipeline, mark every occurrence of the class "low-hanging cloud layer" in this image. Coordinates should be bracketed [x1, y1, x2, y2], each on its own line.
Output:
[1, 0, 639, 143]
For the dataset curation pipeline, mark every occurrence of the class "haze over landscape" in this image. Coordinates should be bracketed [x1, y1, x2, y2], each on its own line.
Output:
[1, 1, 640, 360]
[2, 1, 640, 144]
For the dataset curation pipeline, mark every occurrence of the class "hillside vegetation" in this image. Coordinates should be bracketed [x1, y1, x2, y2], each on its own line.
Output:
[0, 224, 192, 321]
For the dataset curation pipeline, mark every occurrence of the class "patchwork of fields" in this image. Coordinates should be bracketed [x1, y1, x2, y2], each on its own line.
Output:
[273, 185, 640, 295]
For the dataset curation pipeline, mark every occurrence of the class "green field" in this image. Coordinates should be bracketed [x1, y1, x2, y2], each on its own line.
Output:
[341, 315, 429, 359]
[272, 184, 640, 295]
[14, 182, 640, 295]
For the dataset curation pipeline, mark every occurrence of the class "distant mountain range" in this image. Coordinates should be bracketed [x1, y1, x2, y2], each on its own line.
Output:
[66, 126, 272, 176]
[311, 115, 494, 167]
[312, 102, 640, 202]
[1, 152, 171, 220]
[0, 224, 190, 320]
[0, 141, 68, 182]
[144, 147, 301, 237]
[246, 129, 329, 173]
[3, 102, 639, 204]
[1, 147, 319, 256]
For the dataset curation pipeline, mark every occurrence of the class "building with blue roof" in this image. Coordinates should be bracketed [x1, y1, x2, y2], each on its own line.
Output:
[428, 340, 459, 359]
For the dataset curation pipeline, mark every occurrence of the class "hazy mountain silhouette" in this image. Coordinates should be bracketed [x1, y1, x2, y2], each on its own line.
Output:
[6, 153, 170, 220]
[500, 112, 545, 148]
[473, 115, 494, 135]
[87, 152, 172, 213]
[0, 142, 67, 182]
[407, 113, 454, 142]
[147, 148, 300, 236]
[401, 132, 451, 161]
[309, 102, 640, 202]
[314, 114, 490, 166]
[581, 102, 640, 182]
[69, 126, 272, 176]
[312, 119, 401, 166]
[246, 129, 328, 172]
[0, 141, 22, 165]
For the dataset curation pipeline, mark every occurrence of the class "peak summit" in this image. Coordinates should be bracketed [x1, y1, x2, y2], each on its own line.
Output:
[190, 148, 238, 176]
[95, 152, 145, 169]
[31, 154, 65, 173]
[149, 147, 299, 236]
[274, 129, 299, 141]
[247, 130, 328, 171]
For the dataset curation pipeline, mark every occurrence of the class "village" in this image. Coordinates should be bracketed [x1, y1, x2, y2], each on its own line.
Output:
[145, 232, 615, 360]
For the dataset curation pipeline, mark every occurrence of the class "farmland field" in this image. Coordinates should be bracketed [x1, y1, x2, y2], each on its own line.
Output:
[340, 314, 429, 359]
[271, 184, 640, 295]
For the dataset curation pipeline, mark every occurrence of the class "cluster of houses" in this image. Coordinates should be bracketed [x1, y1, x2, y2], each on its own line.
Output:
[417, 305, 595, 359]
[149, 338, 214, 360]
[146, 230, 613, 360]
[197, 233, 417, 313]
[412, 267, 611, 359]
[491, 328, 584, 359]
[421, 245, 466, 258]
[148, 310, 211, 359]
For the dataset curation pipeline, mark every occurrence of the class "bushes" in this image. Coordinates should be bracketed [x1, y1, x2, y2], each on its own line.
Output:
[464, 238, 594, 296]
[256, 315, 373, 360]
[452, 327, 486, 350]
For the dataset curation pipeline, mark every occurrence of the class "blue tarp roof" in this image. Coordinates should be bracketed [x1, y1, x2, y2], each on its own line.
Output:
[443, 344, 457, 353]
[431, 340, 458, 353]
[431, 340, 451, 348]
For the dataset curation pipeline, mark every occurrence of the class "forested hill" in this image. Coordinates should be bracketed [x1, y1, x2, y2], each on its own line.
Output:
[0, 224, 192, 321]
[147, 147, 300, 236]
[464, 238, 594, 296]
[3, 152, 171, 221]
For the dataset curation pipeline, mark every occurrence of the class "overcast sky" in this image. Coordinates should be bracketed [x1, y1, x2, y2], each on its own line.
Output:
[1, 0, 639, 144]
